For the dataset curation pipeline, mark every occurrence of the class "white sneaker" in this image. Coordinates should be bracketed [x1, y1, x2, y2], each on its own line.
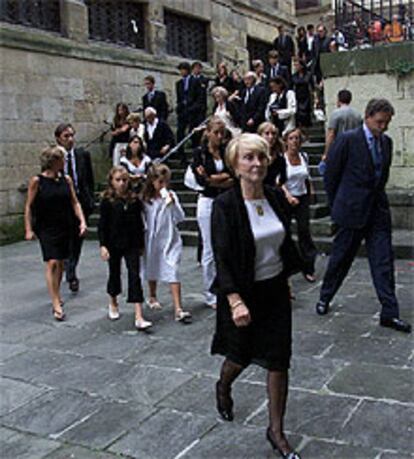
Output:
[108, 305, 120, 320]
[146, 299, 163, 310]
[135, 319, 153, 331]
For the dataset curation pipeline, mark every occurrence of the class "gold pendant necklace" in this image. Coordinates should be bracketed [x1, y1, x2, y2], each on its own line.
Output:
[255, 203, 264, 216]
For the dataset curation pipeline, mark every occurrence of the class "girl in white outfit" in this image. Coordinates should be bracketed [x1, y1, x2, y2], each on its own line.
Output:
[142, 164, 192, 323]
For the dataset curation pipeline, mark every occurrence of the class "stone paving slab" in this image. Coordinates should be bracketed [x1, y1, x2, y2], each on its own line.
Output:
[108, 408, 218, 459]
[0, 241, 413, 458]
[0, 426, 61, 459]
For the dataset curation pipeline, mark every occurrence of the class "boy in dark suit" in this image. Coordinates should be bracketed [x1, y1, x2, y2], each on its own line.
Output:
[55, 123, 95, 293]
[238, 71, 266, 133]
[316, 99, 411, 333]
[175, 61, 203, 165]
[142, 75, 169, 121]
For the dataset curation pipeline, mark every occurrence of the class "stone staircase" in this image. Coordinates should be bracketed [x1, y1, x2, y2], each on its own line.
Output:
[88, 124, 413, 259]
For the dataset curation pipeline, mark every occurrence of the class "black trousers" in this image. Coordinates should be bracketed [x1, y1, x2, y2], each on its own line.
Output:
[176, 114, 201, 161]
[289, 194, 317, 275]
[65, 231, 84, 282]
[319, 207, 399, 319]
[107, 247, 144, 303]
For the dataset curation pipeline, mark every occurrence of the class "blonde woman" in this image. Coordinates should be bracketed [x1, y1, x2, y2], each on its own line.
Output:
[211, 133, 302, 458]
[24, 146, 87, 321]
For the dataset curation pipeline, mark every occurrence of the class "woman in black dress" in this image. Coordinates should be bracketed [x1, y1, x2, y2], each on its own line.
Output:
[24, 146, 87, 321]
[292, 58, 313, 128]
[296, 26, 308, 61]
[211, 134, 303, 459]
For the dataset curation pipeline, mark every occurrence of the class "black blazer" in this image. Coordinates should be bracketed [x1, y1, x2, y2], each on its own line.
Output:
[211, 182, 303, 299]
[264, 63, 291, 87]
[324, 127, 392, 229]
[239, 85, 266, 132]
[142, 90, 169, 121]
[273, 34, 295, 65]
[214, 75, 235, 94]
[193, 74, 209, 115]
[175, 75, 203, 119]
[98, 198, 145, 251]
[144, 120, 175, 159]
[72, 148, 95, 218]
[192, 143, 231, 198]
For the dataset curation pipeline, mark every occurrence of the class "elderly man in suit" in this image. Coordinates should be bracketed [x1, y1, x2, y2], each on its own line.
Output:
[175, 61, 203, 165]
[315, 99, 411, 333]
[238, 71, 266, 133]
[142, 75, 169, 121]
[55, 123, 95, 293]
[144, 107, 175, 160]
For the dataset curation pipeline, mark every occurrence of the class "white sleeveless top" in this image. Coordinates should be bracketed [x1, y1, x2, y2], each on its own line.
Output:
[284, 152, 309, 197]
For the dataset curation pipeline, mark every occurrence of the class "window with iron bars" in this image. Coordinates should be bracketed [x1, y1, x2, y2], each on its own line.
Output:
[164, 10, 208, 62]
[247, 36, 273, 67]
[0, 0, 61, 33]
[85, 0, 145, 49]
[295, 0, 320, 9]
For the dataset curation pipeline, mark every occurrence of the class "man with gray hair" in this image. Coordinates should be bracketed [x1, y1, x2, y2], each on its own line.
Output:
[144, 107, 175, 160]
[239, 71, 266, 132]
[315, 98, 411, 333]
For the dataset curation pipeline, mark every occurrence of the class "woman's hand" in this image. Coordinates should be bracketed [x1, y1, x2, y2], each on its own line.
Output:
[100, 246, 110, 261]
[25, 230, 35, 241]
[196, 165, 207, 177]
[79, 223, 88, 237]
[289, 196, 300, 206]
[232, 303, 251, 327]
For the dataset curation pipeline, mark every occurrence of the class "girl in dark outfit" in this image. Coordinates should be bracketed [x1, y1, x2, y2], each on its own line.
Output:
[211, 134, 303, 459]
[98, 166, 151, 330]
[24, 146, 87, 321]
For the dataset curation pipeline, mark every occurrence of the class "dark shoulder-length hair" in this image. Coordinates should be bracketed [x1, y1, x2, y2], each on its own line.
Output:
[125, 135, 145, 160]
[113, 103, 130, 128]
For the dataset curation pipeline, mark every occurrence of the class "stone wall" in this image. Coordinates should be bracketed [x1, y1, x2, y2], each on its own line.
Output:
[321, 42, 414, 190]
[0, 0, 295, 235]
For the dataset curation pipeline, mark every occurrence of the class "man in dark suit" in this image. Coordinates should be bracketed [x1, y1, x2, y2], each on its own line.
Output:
[144, 107, 175, 160]
[239, 71, 266, 133]
[142, 75, 169, 121]
[192, 61, 209, 147]
[315, 99, 411, 333]
[272, 25, 295, 74]
[265, 50, 291, 89]
[175, 61, 203, 165]
[55, 123, 95, 293]
[311, 24, 331, 84]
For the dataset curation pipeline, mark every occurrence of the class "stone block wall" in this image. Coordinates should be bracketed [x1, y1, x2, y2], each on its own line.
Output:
[0, 0, 295, 234]
[321, 43, 414, 189]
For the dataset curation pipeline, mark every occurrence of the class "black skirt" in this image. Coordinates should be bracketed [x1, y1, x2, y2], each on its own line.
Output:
[211, 273, 292, 371]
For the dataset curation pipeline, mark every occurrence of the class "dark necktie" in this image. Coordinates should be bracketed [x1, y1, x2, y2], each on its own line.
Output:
[372, 137, 382, 179]
[67, 152, 78, 191]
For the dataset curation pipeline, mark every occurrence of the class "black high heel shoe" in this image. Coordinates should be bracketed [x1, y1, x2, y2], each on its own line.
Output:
[215, 381, 234, 421]
[266, 428, 301, 459]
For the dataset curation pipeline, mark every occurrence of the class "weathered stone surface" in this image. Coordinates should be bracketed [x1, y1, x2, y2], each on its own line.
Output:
[328, 363, 414, 403]
[108, 408, 218, 459]
[300, 438, 378, 459]
[0, 377, 47, 416]
[0, 426, 60, 459]
[42, 444, 119, 459]
[340, 400, 414, 452]
[1, 390, 101, 437]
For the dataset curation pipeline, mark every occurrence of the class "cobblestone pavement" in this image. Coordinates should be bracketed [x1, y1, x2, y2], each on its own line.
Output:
[0, 241, 413, 459]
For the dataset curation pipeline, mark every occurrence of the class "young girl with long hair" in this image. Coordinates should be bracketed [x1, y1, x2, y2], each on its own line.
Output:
[98, 166, 152, 330]
[142, 164, 192, 323]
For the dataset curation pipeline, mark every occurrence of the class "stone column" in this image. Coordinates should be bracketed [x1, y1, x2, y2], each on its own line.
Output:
[60, 0, 89, 43]
[146, 1, 167, 56]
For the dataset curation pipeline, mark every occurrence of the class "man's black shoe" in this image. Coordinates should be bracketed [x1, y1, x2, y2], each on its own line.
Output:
[69, 279, 79, 293]
[316, 300, 329, 315]
[380, 317, 411, 333]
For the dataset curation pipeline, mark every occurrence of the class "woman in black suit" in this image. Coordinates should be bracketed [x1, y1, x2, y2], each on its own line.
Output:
[211, 133, 302, 459]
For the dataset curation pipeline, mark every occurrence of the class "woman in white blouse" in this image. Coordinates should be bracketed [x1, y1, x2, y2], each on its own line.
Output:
[120, 135, 152, 190]
[282, 128, 317, 282]
[211, 86, 241, 138]
[265, 77, 296, 137]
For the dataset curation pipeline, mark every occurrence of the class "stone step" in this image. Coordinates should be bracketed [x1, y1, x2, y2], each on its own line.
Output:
[182, 203, 197, 217]
[302, 142, 325, 155]
[176, 190, 198, 203]
[178, 217, 198, 232]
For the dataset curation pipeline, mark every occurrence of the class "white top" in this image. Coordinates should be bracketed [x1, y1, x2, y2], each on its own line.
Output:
[265, 90, 296, 136]
[213, 158, 224, 173]
[244, 199, 285, 281]
[214, 104, 242, 138]
[120, 155, 152, 176]
[146, 118, 159, 140]
[284, 152, 309, 197]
